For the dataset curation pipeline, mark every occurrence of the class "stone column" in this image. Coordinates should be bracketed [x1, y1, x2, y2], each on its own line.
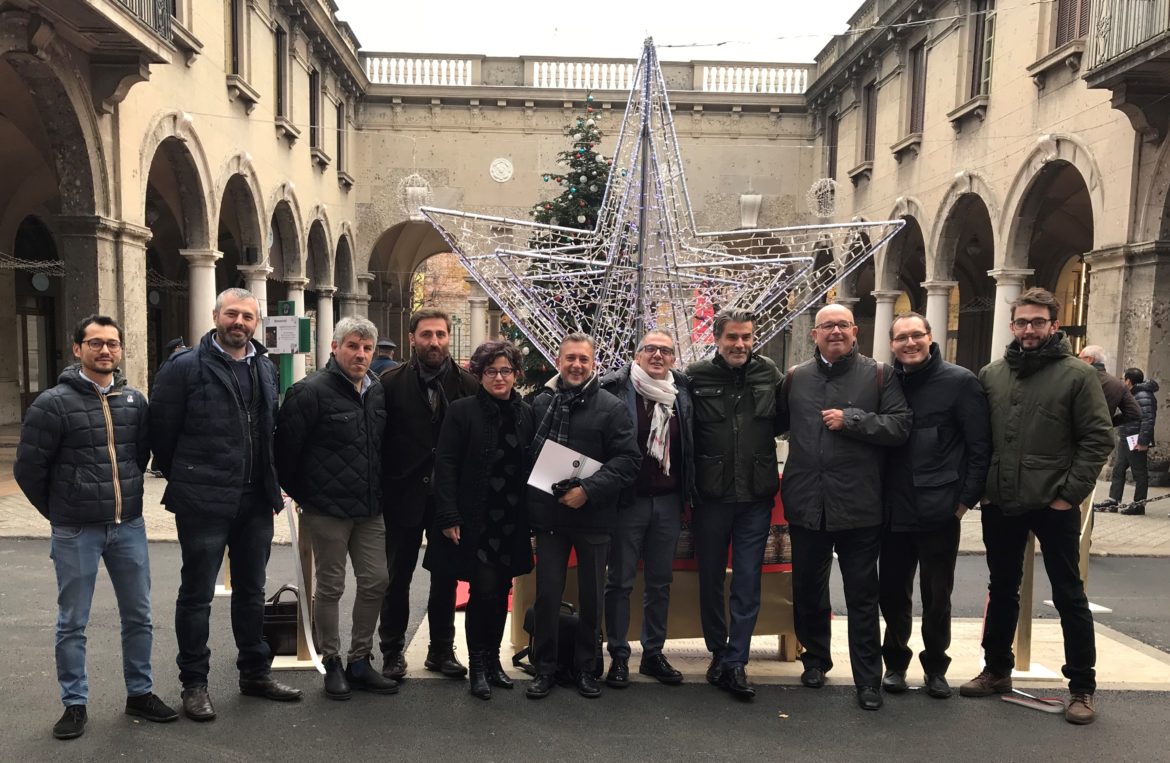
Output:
[465, 276, 488, 351]
[870, 290, 902, 363]
[237, 263, 273, 316]
[285, 277, 310, 382]
[316, 286, 336, 370]
[487, 302, 503, 339]
[357, 272, 375, 320]
[180, 248, 223, 346]
[337, 291, 358, 318]
[922, 280, 957, 349]
[987, 268, 1034, 363]
[113, 223, 152, 393]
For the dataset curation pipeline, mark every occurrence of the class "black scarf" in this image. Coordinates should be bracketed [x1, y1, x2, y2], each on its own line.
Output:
[532, 373, 594, 454]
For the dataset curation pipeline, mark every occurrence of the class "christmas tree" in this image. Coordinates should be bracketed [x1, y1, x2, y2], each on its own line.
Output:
[504, 94, 614, 390]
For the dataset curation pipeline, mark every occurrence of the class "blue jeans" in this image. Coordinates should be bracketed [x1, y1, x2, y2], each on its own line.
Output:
[51, 516, 153, 706]
[694, 501, 771, 668]
[174, 493, 274, 688]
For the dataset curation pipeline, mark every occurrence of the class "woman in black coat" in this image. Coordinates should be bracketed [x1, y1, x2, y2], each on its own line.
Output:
[426, 340, 535, 699]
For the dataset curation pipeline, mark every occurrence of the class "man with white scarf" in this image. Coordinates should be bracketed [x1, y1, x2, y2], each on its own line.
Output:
[600, 330, 695, 688]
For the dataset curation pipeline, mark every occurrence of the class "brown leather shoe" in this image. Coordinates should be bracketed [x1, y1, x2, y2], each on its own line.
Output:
[958, 669, 1012, 697]
[1066, 692, 1095, 724]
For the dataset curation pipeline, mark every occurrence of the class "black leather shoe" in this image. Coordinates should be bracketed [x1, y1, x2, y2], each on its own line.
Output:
[640, 654, 684, 685]
[125, 692, 179, 722]
[181, 686, 216, 721]
[881, 669, 908, 693]
[857, 685, 883, 710]
[718, 665, 756, 698]
[526, 673, 556, 699]
[468, 652, 491, 700]
[925, 674, 953, 699]
[53, 705, 87, 739]
[706, 655, 723, 686]
[425, 644, 468, 678]
[323, 656, 352, 700]
[346, 656, 400, 694]
[800, 666, 826, 689]
[382, 651, 407, 681]
[576, 670, 602, 698]
[605, 657, 630, 688]
[486, 654, 514, 689]
[239, 676, 304, 701]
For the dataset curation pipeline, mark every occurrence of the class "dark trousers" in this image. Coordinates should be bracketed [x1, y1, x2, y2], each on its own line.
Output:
[174, 490, 274, 688]
[879, 519, 960, 676]
[465, 561, 513, 655]
[604, 492, 683, 660]
[790, 523, 882, 688]
[694, 501, 771, 668]
[378, 516, 457, 657]
[1110, 438, 1149, 504]
[980, 503, 1096, 694]
[532, 530, 609, 675]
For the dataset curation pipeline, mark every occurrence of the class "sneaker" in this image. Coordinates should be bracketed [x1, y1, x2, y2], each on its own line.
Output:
[1094, 499, 1118, 513]
[1066, 692, 1095, 724]
[125, 692, 179, 723]
[959, 668, 1012, 697]
[1119, 506, 1145, 516]
[52, 705, 87, 740]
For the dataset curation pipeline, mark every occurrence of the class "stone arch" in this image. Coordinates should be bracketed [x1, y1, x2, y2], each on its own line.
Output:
[0, 11, 110, 217]
[930, 170, 1000, 279]
[1136, 135, 1170, 241]
[139, 111, 214, 249]
[267, 182, 305, 280]
[875, 196, 928, 294]
[335, 222, 357, 295]
[306, 213, 334, 289]
[1001, 134, 1104, 270]
[213, 152, 266, 249]
[367, 219, 452, 347]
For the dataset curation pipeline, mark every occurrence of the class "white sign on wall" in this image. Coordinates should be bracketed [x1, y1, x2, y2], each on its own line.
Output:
[264, 316, 300, 354]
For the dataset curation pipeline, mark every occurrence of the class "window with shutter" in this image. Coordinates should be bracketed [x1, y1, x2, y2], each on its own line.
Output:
[863, 83, 877, 162]
[1055, 0, 1088, 47]
[826, 113, 839, 179]
[970, 0, 996, 97]
[909, 43, 927, 133]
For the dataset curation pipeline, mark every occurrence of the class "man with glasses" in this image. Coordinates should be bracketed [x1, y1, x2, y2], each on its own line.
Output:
[687, 309, 781, 699]
[151, 288, 302, 721]
[961, 288, 1112, 725]
[878, 312, 990, 701]
[16, 315, 178, 740]
[777, 303, 910, 711]
[600, 330, 694, 688]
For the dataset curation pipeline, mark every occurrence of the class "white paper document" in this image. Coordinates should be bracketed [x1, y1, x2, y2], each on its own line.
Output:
[1126, 434, 1140, 450]
[528, 440, 603, 495]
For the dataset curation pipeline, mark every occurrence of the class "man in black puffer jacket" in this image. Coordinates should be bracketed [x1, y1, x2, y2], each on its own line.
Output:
[150, 288, 301, 721]
[878, 313, 990, 701]
[525, 333, 641, 701]
[275, 316, 396, 700]
[1108, 367, 1159, 514]
[16, 315, 178, 740]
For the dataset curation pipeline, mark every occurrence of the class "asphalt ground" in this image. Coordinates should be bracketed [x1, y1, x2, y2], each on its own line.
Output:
[3, 539, 1170, 761]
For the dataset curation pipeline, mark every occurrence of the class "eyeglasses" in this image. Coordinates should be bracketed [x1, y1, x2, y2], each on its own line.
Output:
[892, 332, 930, 345]
[83, 339, 122, 351]
[1011, 318, 1052, 330]
[482, 367, 516, 378]
[638, 345, 676, 357]
[815, 321, 855, 332]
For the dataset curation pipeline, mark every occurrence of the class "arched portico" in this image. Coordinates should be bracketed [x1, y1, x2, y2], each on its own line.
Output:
[368, 220, 452, 350]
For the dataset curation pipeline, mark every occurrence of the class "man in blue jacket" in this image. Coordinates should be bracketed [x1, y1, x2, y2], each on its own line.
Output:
[151, 288, 302, 721]
[878, 313, 990, 700]
[16, 315, 177, 740]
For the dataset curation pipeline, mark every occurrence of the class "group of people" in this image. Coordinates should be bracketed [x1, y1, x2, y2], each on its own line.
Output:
[15, 284, 1142, 741]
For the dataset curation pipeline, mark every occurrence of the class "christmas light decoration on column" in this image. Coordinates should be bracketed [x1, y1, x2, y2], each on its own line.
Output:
[423, 39, 904, 374]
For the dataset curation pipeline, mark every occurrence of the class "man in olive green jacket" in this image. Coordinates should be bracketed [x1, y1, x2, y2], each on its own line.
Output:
[688, 308, 781, 699]
[960, 288, 1112, 727]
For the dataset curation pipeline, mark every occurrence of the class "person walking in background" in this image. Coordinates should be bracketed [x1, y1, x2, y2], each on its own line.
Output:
[430, 341, 535, 700]
[369, 339, 399, 375]
[1106, 368, 1158, 515]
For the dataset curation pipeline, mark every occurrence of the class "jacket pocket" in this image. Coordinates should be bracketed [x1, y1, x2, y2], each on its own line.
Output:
[751, 451, 779, 498]
[910, 426, 959, 488]
[752, 384, 776, 419]
[1017, 454, 1072, 507]
[695, 454, 728, 499]
[692, 387, 724, 422]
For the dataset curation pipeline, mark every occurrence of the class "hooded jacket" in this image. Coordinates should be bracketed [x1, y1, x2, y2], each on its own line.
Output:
[1120, 379, 1159, 447]
[979, 332, 1114, 514]
[15, 366, 149, 525]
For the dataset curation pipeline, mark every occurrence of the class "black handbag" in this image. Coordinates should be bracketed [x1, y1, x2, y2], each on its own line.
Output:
[262, 584, 299, 656]
[512, 602, 603, 679]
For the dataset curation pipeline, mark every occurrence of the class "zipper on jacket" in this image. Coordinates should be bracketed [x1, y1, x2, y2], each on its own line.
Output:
[98, 390, 123, 523]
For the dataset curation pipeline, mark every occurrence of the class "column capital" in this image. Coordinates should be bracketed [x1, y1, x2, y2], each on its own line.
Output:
[237, 263, 274, 278]
[316, 286, 337, 297]
[986, 267, 1033, 285]
[53, 214, 122, 240]
[356, 272, 375, 291]
[179, 248, 223, 267]
[921, 279, 958, 294]
[464, 275, 487, 299]
[285, 276, 310, 290]
[870, 289, 902, 304]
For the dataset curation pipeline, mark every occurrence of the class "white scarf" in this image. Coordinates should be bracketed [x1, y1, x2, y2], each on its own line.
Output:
[630, 363, 677, 475]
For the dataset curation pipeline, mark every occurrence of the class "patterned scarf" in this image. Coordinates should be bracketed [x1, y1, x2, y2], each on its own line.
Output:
[630, 363, 677, 475]
[532, 373, 594, 454]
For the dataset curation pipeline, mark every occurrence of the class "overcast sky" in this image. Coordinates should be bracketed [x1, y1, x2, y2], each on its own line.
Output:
[334, 0, 863, 63]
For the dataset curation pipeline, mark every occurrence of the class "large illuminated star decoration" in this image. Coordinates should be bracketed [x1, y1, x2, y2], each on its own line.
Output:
[422, 39, 904, 374]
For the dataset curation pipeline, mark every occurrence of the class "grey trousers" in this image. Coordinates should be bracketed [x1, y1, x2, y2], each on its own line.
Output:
[301, 512, 389, 662]
[604, 492, 683, 660]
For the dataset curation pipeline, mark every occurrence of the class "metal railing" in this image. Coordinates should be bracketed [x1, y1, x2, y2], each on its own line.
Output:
[1088, 0, 1170, 69]
[117, 0, 173, 39]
